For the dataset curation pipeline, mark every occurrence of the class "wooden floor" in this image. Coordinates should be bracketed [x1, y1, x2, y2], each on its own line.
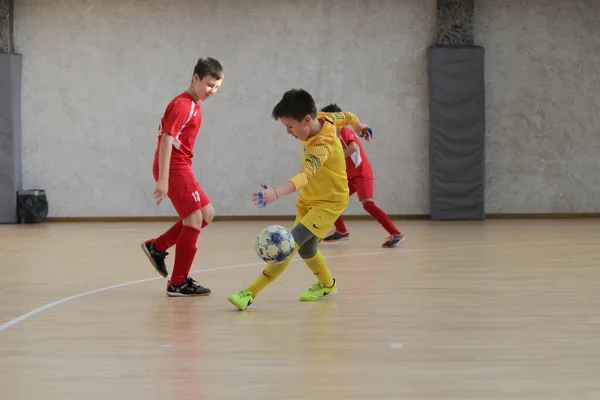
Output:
[1, 218, 600, 399]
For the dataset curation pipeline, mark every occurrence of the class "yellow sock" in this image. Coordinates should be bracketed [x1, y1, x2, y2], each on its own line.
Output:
[248, 246, 297, 296]
[303, 251, 334, 288]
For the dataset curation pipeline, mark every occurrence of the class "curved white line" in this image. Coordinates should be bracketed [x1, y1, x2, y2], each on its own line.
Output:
[1, 240, 597, 333]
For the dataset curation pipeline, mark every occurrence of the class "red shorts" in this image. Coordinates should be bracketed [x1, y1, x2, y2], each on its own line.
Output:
[153, 166, 211, 219]
[348, 176, 374, 200]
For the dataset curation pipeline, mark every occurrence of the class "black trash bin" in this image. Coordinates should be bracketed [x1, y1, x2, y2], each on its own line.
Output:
[17, 189, 48, 224]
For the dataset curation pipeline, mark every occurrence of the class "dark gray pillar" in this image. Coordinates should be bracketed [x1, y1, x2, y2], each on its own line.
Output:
[1, 0, 22, 223]
[0, 0, 13, 53]
[0, 52, 22, 223]
[428, 46, 485, 220]
[428, 0, 485, 220]
[436, 0, 474, 46]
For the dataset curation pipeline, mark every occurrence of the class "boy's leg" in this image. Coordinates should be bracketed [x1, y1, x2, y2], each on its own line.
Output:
[298, 236, 337, 301]
[142, 166, 213, 278]
[142, 202, 213, 278]
[141, 167, 183, 277]
[157, 213, 210, 253]
[248, 223, 319, 294]
[227, 222, 316, 310]
[171, 204, 214, 285]
[166, 210, 202, 291]
[357, 179, 406, 248]
[163, 169, 212, 296]
[147, 216, 210, 254]
[227, 222, 339, 309]
[296, 206, 342, 300]
[323, 216, 350, 242]
[153, 220, 184, 251]
[323, 183, 354, 242]
[141, 220, 183, 278]
[228, 202, 312, 310]
[166, 202, 214, 297]
[334, 217, 348, 234]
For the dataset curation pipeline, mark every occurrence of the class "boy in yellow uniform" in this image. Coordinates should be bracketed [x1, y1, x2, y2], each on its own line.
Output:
[227, 89, 371, 310]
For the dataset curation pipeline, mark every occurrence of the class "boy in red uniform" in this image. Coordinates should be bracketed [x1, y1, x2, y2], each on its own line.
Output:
[140, 57, 224, 296]
[320, 103, 405, 248]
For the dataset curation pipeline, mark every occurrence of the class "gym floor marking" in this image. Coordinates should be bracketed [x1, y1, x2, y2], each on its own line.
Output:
[1, 239, 597, 333]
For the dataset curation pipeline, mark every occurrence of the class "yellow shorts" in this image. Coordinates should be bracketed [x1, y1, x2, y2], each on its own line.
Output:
[293, 199, 347, 239]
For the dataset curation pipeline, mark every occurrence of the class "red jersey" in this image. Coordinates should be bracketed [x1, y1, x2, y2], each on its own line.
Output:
[339, 127, 374, 180]
[154, 91, 202, 169]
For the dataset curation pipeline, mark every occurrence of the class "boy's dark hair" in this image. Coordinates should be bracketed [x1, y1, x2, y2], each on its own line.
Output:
[272, 89, 317, 122]
[193, 57, 224, 80]
[320, 103, 342, 113]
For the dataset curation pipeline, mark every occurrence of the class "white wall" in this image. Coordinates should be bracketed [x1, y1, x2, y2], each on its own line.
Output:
[14, 0, 436, 217]
[476, 0, 600, 213]
[15, 0, 600, 217]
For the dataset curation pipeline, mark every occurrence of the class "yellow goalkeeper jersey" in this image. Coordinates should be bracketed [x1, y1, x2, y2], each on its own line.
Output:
[289, 111, 361, 209]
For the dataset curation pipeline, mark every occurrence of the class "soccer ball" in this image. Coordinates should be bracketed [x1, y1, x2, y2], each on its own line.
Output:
[255, 225, 295, 264]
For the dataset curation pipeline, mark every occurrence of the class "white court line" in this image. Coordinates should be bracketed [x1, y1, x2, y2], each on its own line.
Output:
[1, 239, 598, 333]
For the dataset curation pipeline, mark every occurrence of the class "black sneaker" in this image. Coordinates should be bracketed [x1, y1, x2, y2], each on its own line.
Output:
[166, 277, 211, 297]
[141, 241, 168, 277]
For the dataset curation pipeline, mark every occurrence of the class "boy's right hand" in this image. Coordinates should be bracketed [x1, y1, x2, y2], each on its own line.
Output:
[154, 179, 168, 205]
[252, 184, 278, 208]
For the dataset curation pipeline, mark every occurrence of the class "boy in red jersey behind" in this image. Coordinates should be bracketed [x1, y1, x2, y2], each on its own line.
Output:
[320, 103, 406, 248]
[141, 57, 224, 296]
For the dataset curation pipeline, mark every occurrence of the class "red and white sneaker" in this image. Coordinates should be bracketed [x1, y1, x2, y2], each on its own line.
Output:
[323, 231, 350, 242]
[382, 234, 406, 248]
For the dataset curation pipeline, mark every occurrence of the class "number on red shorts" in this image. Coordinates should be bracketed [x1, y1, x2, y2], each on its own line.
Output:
[191, 191, 201, 202]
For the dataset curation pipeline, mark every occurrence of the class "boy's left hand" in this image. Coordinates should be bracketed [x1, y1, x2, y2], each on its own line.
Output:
[252, 184, 278, 208]
[357, 123, 373, 141]
[154, 179, 169, 206]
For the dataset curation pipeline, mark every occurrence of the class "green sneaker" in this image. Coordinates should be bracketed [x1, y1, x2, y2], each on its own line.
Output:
[299, 279, 337, 301]
[227, 287, 254, 310]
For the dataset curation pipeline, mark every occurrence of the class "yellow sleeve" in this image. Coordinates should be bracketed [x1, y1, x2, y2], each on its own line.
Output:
[318, 111, 361, 128]
[289, 134, 333, 190]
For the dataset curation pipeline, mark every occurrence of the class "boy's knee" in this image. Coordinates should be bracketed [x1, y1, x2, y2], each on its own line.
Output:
[201, 204, 215, 226]
[183, 209, 204, 229]
[298, 238, 319, 259]
[298, 245, 317, 259]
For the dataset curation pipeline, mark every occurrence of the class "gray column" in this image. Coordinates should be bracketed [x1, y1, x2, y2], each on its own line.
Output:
[436, 0, 474, 45]
[0, 0, 13, 53]
[429, 0, 484, 220]
[0, 52, 22, 223]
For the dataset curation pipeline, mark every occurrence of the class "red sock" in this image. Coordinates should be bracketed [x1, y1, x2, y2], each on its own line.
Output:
[334, 217, 348, 233]
[363, 201, 401, 235]
[154, 219, 208, 251]
[171, 225, 201, 285]
[154, 220, 183, 251]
